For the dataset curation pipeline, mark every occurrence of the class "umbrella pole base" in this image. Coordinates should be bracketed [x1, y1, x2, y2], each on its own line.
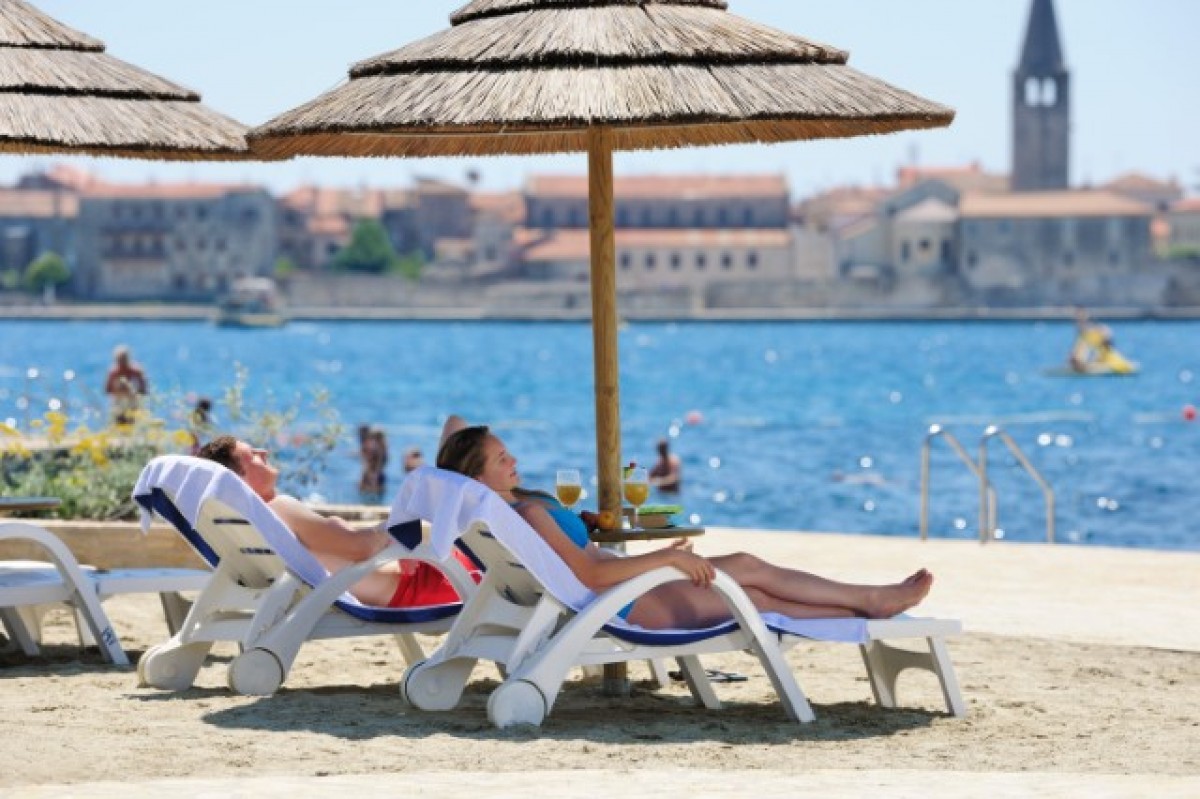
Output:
[602, 663, 631, 697]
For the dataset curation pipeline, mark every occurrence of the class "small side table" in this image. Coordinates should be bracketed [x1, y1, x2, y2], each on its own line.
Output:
[589, 525, 705, 544]
[0, 497, 62, 515]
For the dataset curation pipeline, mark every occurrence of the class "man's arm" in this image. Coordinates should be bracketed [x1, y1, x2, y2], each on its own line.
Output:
[270, 495, 389, 562]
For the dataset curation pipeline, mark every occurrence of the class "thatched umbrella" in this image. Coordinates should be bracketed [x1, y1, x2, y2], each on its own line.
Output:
[252, 0, 953, 525]
[0, 0, 249, 159]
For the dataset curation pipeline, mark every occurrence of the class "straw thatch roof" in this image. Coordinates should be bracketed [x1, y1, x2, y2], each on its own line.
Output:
[251, 0, 953, 159]
[0, 0, 250, 160]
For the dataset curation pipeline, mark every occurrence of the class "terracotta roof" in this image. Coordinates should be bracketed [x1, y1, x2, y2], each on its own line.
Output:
[517, 228, 791, 262]
[0, 188, 78, 218]
[1105, 172, 1180, 192]
[526, 174, 788, 200]
[959, 190, 1152, 219]
[896, 163, 1008, 193]
[471, 191, 525, 224]
[82, 182, 260, 200]
[896, 197, 958, 224]
[281, 185, 391, 217]
[38, 164, 102, 191]
[1170, 198, 1200, 214]
[307, 214, 350, 237]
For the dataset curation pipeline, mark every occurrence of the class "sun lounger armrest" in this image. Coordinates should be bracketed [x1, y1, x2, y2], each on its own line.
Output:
[0, 522, 95, 588]
[310, 540, 476, 606]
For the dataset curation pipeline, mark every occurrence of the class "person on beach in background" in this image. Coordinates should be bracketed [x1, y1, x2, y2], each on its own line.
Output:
[649, 437, 682, 492]
[187, 397, 213, 454]
[435, 418, 933, 630]
[104, 344, 148, 425]
[197, 435, 478, 608]
[403, 446, 425, 473]
[357, 425, 388, 496]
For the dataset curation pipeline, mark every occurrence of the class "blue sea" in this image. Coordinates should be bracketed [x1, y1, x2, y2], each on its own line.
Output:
[1, 319, 1196, 552]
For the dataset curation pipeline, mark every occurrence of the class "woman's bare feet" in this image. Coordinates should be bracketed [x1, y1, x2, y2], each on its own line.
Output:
[864, 570, 934, 618]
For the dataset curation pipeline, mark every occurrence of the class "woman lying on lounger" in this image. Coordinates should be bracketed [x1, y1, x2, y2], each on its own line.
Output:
[435, 418, 933, 630]
[197, 435, 478, 608]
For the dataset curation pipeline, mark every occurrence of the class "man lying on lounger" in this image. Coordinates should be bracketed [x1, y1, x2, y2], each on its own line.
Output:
[197, 435, 478, 608]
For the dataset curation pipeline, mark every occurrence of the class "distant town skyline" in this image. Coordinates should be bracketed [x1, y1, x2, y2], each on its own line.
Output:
[2, 0, 1197, 196]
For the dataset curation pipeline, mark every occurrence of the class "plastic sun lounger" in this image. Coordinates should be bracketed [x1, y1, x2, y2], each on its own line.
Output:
[131, 455, 477, 696]
[0, 560, 208, 652]
[388, 467, 966, 728]
[0, 522, 128, 665]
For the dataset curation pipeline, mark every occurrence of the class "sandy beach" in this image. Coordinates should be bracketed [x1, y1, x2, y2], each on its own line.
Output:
[3, 529, 1198, 797]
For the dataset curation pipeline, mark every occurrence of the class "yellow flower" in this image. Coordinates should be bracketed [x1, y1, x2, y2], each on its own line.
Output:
[171, 429, 195, 449]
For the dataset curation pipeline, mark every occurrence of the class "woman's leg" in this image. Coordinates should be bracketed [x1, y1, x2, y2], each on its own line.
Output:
[627, 581, 855, 630]
[708, 552, 932, 619]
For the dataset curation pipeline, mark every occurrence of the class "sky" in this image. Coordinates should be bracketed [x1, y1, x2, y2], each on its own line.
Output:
[2, 0, 1197, 198]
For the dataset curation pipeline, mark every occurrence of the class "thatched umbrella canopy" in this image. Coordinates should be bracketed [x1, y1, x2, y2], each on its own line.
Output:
[251, 0, 954, 524]
[0, 0, 250, 159]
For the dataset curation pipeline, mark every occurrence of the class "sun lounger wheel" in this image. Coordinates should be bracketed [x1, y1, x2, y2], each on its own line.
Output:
[137, 641, 208, 691]
[227, 648, 285, 696]
[402, 659, 473, 711]
[487, 680, 548, 728]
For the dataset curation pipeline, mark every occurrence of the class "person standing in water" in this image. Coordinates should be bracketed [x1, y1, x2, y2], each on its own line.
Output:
[104, 344, 148, 425]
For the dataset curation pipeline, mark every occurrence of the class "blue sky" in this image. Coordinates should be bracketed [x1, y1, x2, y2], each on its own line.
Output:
[3, 0, 1197, 197]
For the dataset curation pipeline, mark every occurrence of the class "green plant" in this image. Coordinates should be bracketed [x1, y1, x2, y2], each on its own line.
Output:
[330, 219, 400, 274]
[0, 366, 344, 520]
[1166, 244, 1200, 261]
[389, 250, 425, 282]
[23, 251, 70, 297]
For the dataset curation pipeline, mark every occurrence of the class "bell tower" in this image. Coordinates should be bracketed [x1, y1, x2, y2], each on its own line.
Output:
[1012, 0, 1070, 191]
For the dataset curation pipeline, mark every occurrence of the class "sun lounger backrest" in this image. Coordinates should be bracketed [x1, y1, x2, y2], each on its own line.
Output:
[389, 467, 596, 611]
[459, 523, 543, 606]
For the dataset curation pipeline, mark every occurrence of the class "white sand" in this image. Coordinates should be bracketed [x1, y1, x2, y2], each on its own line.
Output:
[3, 530, 1199, 797]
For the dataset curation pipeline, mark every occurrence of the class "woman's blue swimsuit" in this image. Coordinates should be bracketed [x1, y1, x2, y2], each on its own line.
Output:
[525, 501, 635, 621]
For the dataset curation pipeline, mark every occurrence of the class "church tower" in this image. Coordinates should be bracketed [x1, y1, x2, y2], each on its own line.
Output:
[1012, 0, 1070, 191]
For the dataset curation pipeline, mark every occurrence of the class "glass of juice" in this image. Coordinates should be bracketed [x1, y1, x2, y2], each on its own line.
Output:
[556, 469, 582, 508]
[623, 466, 649, 528]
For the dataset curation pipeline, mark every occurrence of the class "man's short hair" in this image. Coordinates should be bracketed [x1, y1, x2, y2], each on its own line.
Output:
[196, 435, 241, 474]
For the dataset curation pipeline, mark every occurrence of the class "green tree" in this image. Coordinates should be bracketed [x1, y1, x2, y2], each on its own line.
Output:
[23, 251, 70, 302]
[273, 256, 298, 280]
[330, 219, 399, 274]
[390, 250, 425, 282]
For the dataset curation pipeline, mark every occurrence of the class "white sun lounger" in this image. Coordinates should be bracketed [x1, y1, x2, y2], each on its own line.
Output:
[388, 467, 965, 728]
[1, 522, 128, 665]
[132, 455, 477, 696]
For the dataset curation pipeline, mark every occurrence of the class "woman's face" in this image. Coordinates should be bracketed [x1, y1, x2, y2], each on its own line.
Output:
[477, 434, 519, 493]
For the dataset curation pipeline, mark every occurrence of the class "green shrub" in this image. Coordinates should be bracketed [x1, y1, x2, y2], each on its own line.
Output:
[1, 366, 343, 520]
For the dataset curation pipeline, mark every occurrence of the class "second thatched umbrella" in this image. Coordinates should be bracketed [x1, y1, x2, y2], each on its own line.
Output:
[251, 0, 954, 521]
[0, 0, 249, 159]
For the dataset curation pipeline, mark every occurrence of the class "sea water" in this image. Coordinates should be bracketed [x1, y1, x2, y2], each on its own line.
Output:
[1, 319, 1196, 551]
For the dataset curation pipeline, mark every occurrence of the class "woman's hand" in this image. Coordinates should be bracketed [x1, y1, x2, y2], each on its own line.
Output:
[669, 547, 715, 588]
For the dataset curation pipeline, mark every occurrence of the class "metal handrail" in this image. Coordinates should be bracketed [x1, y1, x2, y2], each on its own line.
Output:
[919, 424, 997, 542]
[980, 425, 1056, 544]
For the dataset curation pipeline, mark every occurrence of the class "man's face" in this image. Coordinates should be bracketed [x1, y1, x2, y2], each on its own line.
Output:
[233, 441, 278, 499]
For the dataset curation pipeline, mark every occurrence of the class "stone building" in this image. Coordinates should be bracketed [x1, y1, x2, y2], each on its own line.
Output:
[959, 191, 1156, 305]
[0, 188, 77, 282]
[501, 175, 795, 309]
[1012, 0, 1070, 191]
[73, 184, 276, 301]
[1167, 199, 1200, 253]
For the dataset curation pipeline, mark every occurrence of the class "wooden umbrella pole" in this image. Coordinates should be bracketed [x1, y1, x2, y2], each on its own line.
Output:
[588, 127, 630, 698]
[587, 127, 622, 523]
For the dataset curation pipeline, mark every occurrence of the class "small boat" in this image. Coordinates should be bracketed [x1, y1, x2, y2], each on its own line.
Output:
[214, 277, 286, 329]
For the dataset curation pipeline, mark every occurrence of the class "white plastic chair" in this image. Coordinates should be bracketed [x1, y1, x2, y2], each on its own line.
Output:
[0, 522, 128, 665]
[132, 456, 477, 696]
[389, 467, 965, 728]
